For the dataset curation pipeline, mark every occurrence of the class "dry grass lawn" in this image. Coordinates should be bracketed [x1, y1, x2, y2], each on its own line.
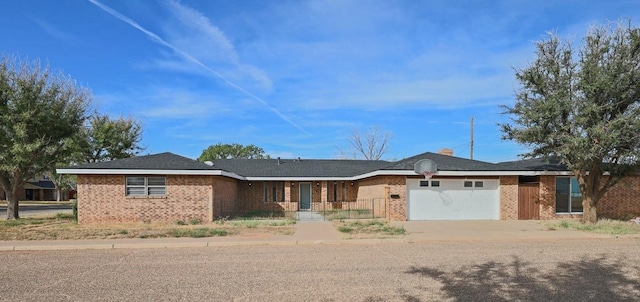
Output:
[0, 214, 296, 240]
[333, 219, 406, 239]
[547, 218, 640, 235]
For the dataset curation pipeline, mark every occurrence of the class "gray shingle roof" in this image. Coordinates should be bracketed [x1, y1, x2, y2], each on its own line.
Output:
[67, 152, 216, 170]
[383, 152, 501, 171]
[210, 158, 390, 177]
[64, 151, 570, 177]
[496, 158, 569, 171]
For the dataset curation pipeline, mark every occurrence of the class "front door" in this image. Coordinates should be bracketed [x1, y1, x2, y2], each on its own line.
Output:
[299, 183, 311, 210]
[518, 183, 540, 220]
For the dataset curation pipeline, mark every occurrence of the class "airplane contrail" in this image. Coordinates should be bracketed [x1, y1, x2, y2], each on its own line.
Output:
[88, 0, 311, 136]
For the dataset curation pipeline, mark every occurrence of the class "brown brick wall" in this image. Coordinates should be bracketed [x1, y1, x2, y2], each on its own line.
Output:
[538, 175, 556, 219]
[535, 175, 640, 220]
[599, 176, 640, 219]
[234, 181, 299, 213]
[212, 176, 238, 219]
[358, 176, 405, 221]
[77, 175, 213, 224]
[499, 176, 518, 220]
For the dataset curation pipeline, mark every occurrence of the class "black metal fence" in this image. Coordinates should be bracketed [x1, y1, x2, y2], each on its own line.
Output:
[212, 198, 387, 221]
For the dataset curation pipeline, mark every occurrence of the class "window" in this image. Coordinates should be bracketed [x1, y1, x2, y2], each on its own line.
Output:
[420, 180, 439, 187]
[464, 181, 473, 188]
[342, 182, 346, 201]
[280, 181, 286, 202]
[126, 176, 166, 196]
[272, 183, 277, 202]
[264, 182, 269, 203]
[556, 177, 583, 213]
[475, 181, 484, 188]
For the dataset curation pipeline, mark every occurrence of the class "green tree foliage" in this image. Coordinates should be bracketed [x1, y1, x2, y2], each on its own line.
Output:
[501, 21, 640, 223]
[81, 114, 143, 163]
[198, 143, 270, 161]
[0, 56, 90, 219]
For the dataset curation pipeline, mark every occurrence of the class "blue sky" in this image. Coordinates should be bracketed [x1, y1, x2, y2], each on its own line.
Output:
[3, 1, 639, 162]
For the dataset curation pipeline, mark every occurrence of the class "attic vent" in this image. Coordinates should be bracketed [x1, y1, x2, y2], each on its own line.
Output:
[204, 161, 214, 166]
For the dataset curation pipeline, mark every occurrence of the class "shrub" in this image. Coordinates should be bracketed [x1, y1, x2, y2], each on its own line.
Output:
[189, 218, 202, 225]
[338, 226, 354, 233]
[176, 220, 186, 225]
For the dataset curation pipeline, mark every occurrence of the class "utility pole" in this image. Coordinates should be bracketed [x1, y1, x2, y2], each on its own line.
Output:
[470, 116, 474, 160]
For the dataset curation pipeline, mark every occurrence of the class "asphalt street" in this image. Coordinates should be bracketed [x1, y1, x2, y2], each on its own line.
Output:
[0, 204, 72, 219]
[1, 238, 639, 301]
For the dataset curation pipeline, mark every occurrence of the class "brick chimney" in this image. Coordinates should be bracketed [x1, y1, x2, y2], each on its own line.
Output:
[438, 148, 454, 156]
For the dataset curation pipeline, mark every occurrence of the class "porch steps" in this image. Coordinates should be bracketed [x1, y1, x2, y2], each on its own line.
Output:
[296, 211, 325, 222]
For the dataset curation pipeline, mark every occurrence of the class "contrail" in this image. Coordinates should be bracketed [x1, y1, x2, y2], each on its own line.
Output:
[88, 0, 311, 136]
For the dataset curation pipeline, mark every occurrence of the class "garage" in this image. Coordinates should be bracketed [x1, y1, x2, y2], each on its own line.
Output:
[407, 178, 500, 220]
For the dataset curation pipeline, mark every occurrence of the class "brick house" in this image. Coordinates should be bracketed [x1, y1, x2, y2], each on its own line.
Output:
[1, 174, 74, 202]
[57, 151, 640, 224]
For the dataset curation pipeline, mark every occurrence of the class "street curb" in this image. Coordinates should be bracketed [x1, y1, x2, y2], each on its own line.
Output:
[1, 234, 636, 251]
[0, 238, 415, 251]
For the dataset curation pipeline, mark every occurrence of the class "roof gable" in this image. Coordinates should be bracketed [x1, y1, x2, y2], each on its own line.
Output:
[384, 152, 501, 171]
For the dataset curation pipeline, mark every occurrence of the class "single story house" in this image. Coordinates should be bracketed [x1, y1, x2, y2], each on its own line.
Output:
[57, 150, 640, 224]
[1, 174, 74, 201]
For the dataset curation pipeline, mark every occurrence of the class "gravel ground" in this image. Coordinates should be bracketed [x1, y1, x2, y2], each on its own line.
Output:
[1, 238, 639, 301]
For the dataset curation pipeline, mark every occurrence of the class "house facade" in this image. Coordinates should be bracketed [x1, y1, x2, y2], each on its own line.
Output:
[1, 174, 74, 202]
[57, 151, 640, 224]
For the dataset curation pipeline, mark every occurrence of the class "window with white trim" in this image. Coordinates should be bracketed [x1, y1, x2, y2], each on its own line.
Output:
[556, 177, 583, 213]
[126, 176, 166, 196]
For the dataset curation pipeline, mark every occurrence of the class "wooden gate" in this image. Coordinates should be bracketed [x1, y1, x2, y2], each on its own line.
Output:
[518, 183, 539, 220]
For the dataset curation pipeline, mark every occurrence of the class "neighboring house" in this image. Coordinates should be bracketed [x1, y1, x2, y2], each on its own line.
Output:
[57, 151, 640, 224]
[1, 174, 74, 201]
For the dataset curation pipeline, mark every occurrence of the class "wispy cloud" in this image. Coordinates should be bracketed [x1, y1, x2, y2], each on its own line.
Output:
[29, 16, 75, 43]
[87, 0, 310, 136]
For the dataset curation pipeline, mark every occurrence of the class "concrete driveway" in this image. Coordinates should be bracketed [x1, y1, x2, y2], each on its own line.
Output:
[395, 220, 613, 241]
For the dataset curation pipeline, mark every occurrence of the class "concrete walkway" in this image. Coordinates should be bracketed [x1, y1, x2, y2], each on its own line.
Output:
[0, 220, 632, 251]
[291, 221, 341, 241]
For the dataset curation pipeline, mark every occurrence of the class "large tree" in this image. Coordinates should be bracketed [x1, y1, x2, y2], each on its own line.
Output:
[338, 126, 391, 160]
[0, 56, 90, 219]
[198, 143, 270, 161]
[45, 114, 143, 200]
[81, 114, 143, 163]
[501, 21, 640, 223]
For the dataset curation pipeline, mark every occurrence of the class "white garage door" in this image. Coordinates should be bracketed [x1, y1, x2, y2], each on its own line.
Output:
[407, 179, 499, 220]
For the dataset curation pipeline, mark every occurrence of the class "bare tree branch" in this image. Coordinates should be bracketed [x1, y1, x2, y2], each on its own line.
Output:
[339, 126, 391, 160]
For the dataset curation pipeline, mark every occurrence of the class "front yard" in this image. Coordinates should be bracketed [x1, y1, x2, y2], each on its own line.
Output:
[0, 214, 296, 240]
[547, 218, 640, 235]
